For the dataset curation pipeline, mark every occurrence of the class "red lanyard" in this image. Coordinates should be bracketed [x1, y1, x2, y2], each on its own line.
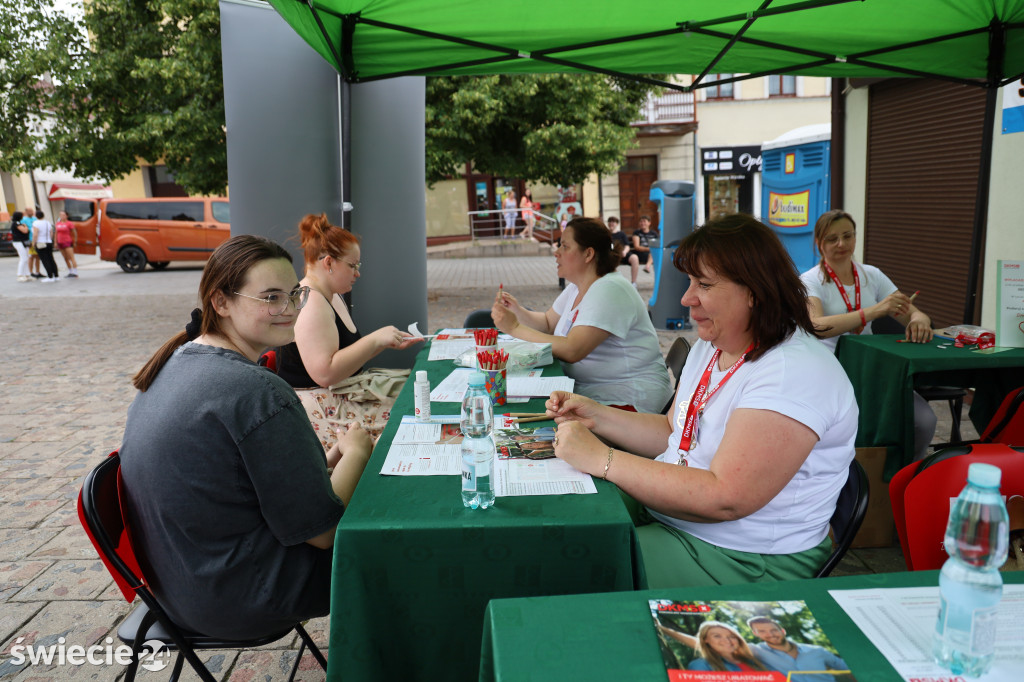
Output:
[822, 261, 860, 313]
[822, 261, 863, 333]
[676, 343, 755, 464]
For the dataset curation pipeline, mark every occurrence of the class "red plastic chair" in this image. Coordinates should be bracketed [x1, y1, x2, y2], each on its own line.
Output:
[889, 444, 1024, 570]
[979, 385, 1024, 446]
[258, 349, 278, 372]
[78, 452, 326, 681]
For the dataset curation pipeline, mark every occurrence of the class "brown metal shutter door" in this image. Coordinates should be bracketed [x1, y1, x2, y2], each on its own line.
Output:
[864, 79, 987, 328]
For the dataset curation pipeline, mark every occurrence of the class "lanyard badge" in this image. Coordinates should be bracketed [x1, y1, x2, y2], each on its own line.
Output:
[675, 343, 755, 466]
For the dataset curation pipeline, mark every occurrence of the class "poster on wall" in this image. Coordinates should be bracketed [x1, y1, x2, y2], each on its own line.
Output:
[997, 260, 1024, 348]
[1002, 79, 1024, 134]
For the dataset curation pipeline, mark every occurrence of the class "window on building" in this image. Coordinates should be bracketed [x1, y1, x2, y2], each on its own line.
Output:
[704, 74, 734, 100]
[768, 75, 797, 97]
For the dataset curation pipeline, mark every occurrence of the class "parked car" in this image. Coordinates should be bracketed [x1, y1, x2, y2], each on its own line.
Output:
[0, 221, 15, 255]
[67, 197, 230, 272]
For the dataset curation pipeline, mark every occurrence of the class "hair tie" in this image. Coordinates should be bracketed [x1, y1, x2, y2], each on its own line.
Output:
[184, 308, 202, 340]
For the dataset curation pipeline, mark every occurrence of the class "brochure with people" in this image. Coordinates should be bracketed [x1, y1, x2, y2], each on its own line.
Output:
[649, 599, 856, 681]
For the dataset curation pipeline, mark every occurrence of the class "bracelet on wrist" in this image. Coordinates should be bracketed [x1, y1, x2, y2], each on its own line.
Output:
[600, 447, 614, 480]
[858, 309, 867, 327]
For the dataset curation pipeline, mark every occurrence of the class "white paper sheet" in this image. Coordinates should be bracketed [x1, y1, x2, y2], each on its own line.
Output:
[425, 328, 517, 361]
[828, 584, 1024, 681]
[379, 422, 596, 495]
[429, 368, 572, 403]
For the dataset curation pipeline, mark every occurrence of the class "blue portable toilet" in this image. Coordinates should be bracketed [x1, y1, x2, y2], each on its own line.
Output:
[760, 123, 831, 272]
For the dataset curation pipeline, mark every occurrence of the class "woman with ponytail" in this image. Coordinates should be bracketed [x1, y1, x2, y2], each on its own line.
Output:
[120, 235, 372, 640]
[275, 213, 422, 445]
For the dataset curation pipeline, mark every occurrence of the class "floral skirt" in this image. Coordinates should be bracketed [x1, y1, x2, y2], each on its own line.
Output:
[294, 368, 409, 449]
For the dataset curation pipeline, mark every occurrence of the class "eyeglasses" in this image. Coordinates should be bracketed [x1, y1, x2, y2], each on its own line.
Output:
[319, 255, 361, 272]
[822, 231, 856, 246]
[233, 286, 310, 316]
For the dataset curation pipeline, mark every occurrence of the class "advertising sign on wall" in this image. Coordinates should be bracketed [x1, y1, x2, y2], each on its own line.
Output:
[766, 190, 810, 227]
[1002, 79, 1024, 134]
[997, 260, 1024, 348]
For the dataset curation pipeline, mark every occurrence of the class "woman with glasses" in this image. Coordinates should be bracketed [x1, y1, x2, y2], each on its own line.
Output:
[276, 213, 422, 445]
[800, 209, 936, 461]
[120, 235, 372, 639]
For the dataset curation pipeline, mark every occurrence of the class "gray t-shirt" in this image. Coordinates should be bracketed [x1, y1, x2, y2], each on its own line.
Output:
[119, 343, 344, 639]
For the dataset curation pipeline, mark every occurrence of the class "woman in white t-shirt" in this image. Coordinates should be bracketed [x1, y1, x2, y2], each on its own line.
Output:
[545, 215, 858, 588]
[491, 217, 672, 413]
[800, 209, 936, 460]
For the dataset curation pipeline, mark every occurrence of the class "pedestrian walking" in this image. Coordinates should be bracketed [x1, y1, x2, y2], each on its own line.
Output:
[9, 211, 32, 282]
[54, 211, 79, 277]
[32, 211, 60, 282]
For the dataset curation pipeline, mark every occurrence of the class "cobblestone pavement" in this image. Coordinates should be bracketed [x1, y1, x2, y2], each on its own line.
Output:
[0, 251, 963, 680]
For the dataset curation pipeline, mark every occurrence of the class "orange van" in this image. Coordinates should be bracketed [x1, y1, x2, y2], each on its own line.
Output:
[67, 197, 230, 272]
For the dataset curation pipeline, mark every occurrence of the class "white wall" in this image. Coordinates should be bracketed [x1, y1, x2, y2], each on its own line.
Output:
[842, 86, 869, 262]
[981, 86, 1024, 330]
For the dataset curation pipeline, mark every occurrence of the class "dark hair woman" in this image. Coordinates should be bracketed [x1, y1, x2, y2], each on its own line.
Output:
[274, 213, 422, 445]
[9, 211, 31, 282]
[545, 214, 858, 588]
[492, 216, 672, 412]
[121, 235, 371, 639]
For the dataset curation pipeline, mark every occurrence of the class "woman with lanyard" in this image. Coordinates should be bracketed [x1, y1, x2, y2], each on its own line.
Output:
[800, 209, 936, 461]
[545, 214, 857, 588]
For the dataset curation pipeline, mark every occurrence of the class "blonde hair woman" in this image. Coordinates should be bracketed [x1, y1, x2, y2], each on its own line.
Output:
[275, 213, 422, 445]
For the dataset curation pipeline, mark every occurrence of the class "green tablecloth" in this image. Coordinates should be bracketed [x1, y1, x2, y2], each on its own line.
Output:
[836, 335, 1024, 478]
[480, 571, 1024, 682]
[327, 345, 642, 682]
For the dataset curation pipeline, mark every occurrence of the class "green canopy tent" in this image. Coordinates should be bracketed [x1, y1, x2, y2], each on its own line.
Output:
[264, 0, 1024, 321]
[266, 0, 1024, 89]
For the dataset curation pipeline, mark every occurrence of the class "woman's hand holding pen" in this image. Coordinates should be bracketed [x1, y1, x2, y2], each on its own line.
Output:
[491, 289, 520, 334]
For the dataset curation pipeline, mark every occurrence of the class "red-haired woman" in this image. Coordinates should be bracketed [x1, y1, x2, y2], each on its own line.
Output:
[275, 214, 422, 445]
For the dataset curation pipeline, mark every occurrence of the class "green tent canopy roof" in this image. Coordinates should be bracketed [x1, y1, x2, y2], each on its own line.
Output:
[266, 0, 1024, 90]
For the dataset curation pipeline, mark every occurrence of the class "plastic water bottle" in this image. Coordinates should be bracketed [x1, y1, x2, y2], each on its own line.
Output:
[932, 462, 1009, 677]
[460, 372, 494, 509]
[413, 370, 431, 422]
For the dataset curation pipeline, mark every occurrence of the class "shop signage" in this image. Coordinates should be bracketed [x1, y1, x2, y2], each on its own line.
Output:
[701, 146, 762, 176]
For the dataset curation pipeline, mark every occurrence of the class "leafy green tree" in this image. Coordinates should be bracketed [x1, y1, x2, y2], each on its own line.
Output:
[1, 0, 227, 196]
[426, 73, 663, 187]
[0, 0, 85, 171]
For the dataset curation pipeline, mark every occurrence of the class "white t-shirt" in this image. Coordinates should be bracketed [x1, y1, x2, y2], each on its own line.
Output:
[800, 262, 898, 351]
[32, 219, 54, 244]
[650, 329, 858, 554]
[551, 273, 672, 413]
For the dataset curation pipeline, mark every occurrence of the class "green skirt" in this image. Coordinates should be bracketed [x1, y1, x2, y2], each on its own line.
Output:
[622, 490, 832, 589]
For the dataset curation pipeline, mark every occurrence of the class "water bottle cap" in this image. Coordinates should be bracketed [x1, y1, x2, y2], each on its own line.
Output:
[416, 370, 428, 382]
[967, 462, 1002, 488]
[468, 372, 486, 387]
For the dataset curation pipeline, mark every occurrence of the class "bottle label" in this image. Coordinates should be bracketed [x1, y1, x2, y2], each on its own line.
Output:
[938, 597, 998, 657]
[462, 462, 475, 492]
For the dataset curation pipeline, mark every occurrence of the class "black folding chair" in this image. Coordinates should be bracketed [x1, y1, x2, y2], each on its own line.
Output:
[816, 458, 870, 577]
[77, 452, 327, 681]
[463, 309, 495, 328]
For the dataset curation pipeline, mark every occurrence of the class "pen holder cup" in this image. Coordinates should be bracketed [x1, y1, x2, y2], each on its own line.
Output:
[483, 368, 507, 406]
[475, 344, 498, 368]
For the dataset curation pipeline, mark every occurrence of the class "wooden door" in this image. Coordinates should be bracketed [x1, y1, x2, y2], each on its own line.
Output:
[618, 156, 659, 234]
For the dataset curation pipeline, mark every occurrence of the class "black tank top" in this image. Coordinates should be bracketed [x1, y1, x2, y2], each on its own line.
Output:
[276, 294, 363, 388]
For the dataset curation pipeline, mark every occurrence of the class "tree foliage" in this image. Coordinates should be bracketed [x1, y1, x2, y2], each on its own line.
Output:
[1, 0, 227, 195]
[426, 73, 663, 187]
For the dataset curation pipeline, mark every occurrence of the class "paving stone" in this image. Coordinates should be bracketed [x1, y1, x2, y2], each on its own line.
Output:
[0, 563, 52, 596]
[11, 561, 112, 602]
[0, 600, 127, 680]
[0, 530, 60, 563]
[29, 527, 96, 561]
[0, 501, 68, 529]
